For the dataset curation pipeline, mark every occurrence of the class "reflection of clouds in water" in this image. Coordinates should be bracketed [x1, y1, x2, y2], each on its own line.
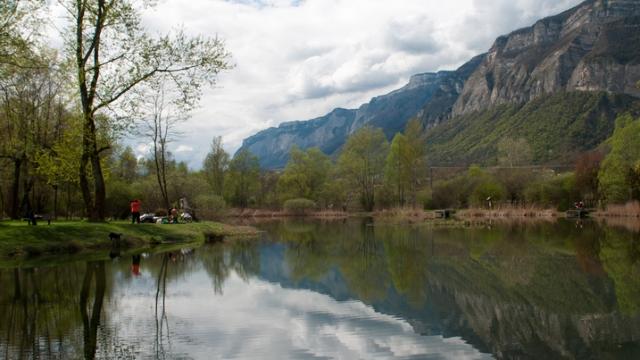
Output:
[103, 268, 491, 359]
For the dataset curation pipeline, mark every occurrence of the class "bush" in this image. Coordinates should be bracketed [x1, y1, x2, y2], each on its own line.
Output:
[524, 173, 579, 210]
[417, 189, 432, 210]
[431, 177, 472, 209]
[194, 194, 226, 219]
[105, 180, 135, 220]
[283, 198, 317, 215]
[469, 180, 507, 207]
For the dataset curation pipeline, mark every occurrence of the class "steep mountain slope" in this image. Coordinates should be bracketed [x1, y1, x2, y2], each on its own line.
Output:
[453, 0, 640, 116]
[426, 91, 640, 165]
[239, 57, 483, 169]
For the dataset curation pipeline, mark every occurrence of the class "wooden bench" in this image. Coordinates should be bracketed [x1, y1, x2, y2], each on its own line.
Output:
[435, 209, 454, 219]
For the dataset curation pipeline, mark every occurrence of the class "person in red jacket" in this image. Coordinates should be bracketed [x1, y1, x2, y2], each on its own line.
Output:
[130, 199, 141, 224]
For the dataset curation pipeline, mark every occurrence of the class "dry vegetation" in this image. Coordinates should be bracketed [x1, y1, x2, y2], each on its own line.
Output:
[457, 205, 559, 218]
[595, 201, 640, 218]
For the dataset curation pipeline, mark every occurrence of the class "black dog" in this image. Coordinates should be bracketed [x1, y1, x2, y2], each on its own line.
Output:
[109, 232, 122, 247]
[109, 232, 123, 259]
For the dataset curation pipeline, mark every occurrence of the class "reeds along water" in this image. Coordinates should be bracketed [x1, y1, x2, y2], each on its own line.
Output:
[598, 201, 640, 218]
[457, 204, 558, 218]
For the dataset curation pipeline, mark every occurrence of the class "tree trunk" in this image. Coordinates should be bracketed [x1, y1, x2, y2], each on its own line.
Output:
[80, 261, 106, 360]
[79, 115, 106, 222]
[10, 158, 22, 220]
[53, 185, 58, 220]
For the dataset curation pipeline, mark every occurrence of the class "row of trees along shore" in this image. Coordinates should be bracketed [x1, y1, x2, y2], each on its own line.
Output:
[0, 1, 230, 221]
[2, 3, 640, 220]
[7, 111, 638, 221]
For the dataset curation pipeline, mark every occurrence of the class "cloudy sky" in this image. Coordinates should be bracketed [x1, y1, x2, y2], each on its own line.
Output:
[54, 0, 584, 168]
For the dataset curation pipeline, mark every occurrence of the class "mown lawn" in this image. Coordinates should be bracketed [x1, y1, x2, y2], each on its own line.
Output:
[0, 220, 258, 259]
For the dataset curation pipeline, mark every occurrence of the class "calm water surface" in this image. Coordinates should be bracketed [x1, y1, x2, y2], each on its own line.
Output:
[2, 218, 640, 359]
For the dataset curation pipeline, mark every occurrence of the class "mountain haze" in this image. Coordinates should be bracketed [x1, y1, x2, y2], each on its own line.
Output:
[240, 0, 640, 169]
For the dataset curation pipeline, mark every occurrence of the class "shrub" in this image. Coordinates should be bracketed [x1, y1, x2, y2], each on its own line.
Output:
[524, 173, 579, 210]
[283, 198, 317, 215]
[194, 194, 227, 219]
[417, 189, 432, 209]
[469, 180, 507, 207]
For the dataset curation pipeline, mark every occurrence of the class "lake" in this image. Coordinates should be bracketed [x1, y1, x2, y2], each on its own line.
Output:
[1, 218, 640, 359]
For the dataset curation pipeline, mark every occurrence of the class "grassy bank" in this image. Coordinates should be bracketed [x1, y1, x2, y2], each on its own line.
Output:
[0, 220, 259, 259]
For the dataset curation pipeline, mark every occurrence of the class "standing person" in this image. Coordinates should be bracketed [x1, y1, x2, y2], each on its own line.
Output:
[130, 199, 141, 224]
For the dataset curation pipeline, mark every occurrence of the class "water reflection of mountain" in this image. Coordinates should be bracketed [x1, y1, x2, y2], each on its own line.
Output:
[255, 219, 640, 360]
[2, 219, 640, 359]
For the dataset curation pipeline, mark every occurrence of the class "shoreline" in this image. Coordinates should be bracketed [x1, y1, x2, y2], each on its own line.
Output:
[0, 220, 260, 261]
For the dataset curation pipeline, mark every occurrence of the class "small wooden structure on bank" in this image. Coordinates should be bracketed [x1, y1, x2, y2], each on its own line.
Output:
[566, 209, 590, 219]
[435, 209, 454, 219]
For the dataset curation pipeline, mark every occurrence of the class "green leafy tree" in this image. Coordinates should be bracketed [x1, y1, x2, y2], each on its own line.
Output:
[338, 127, 389, 211]
[1, 50, 66, 218]
[497, 137, 533, 167]
[203, 136, 229, 196]
[115, 146, 137, 182]
[384, 119, 427, 207]
[63, 0, 231, 220]
[277, 146, 331, 202]
[385, 133, 410, 206]
[225, 149, 260, 208]
[599, 114, 640, 203]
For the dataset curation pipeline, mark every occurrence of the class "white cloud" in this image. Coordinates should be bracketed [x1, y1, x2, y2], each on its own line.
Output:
[174, 145, 194, 153]
[49, 0, 585, 168]
[103, 268, 492, 359]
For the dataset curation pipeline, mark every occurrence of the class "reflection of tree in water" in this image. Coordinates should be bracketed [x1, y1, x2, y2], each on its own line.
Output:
[279, 218, 390, 302]
[79, 261, 106, 360]
[600, 227, 640, 315]
[0, 264, 86, 359]
[270, 219, 640, 358]
[379, 226, 431, 307]
[200, 240, 261, 294]
[155, 253, 171, 359]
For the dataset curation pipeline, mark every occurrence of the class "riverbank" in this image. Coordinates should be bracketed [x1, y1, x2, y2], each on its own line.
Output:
[0, 220, 259, 259]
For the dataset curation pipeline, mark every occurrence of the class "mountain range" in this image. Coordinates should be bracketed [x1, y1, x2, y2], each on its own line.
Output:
[239, 0, 640, 169]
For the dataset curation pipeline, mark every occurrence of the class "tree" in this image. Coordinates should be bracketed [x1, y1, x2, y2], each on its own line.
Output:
[385, 133, 409, 206]
[62, 0, 230, 220]
[0, 50, 65, 218]
[115, 146, 137, 182]
[277, 146, 331, 202]
[575, 150, 604, 204]
[225, 149, 259, 208]
[338, 127, 389, 211]
[203, 136, 229, 196]
[0, 0, 45, 70]
[384, 119, 427, 207]
[599, 114, 640, 203]
[497, 137, 533, 167]
[137, 80, 187, 211]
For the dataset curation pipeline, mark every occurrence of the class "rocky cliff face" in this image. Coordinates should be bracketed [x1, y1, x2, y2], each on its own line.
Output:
[240, 58, 482, 168]
[452, 0, 640, 116]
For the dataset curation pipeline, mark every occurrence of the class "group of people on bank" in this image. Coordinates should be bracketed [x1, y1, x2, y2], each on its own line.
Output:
[129, 199, 190, 224]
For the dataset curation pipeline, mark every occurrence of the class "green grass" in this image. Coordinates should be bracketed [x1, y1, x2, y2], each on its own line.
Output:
[0, 220, 259, 259]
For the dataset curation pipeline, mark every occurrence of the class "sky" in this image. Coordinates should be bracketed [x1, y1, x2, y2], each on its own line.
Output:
[51, 0, 584, 168]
